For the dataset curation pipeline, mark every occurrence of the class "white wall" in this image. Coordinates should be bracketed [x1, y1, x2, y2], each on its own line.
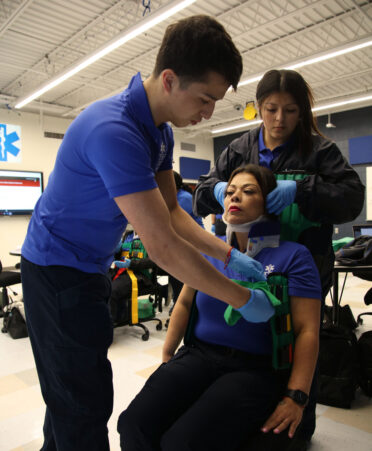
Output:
[0, 111, 215, 267]
[0, 109, 72, 267]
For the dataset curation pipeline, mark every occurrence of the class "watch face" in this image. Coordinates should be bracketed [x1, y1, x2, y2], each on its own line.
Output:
[296, 391, 308, 404]
[286, 389, 308, 406]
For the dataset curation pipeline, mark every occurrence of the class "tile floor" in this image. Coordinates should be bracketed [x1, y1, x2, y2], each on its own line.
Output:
[0, 275, 371, 451]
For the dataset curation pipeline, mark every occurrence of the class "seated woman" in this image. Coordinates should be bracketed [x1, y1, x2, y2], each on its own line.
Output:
[117, 164, 321, 451]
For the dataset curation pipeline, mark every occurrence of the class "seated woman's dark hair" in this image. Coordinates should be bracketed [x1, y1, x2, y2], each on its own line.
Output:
[227, 164, 277, 218]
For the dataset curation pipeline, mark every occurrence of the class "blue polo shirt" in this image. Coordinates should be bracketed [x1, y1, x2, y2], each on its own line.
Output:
[258, 127, 294, 168]
[194, 239, 321, 355]
[177, 189, 204, 228]
[22, 73, 173, 274]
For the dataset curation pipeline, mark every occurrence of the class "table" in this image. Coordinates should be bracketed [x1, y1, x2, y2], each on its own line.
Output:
[9, 246, 22, 256]
[331, 263, 372, 324]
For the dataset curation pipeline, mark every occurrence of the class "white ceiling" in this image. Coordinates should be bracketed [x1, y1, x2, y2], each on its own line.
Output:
[0, 0, 371, 137]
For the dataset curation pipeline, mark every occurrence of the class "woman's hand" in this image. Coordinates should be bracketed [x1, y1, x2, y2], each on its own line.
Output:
[266, 180, 297, 215]
[261, 397, 304, 438]
[162, 350, 174, 363]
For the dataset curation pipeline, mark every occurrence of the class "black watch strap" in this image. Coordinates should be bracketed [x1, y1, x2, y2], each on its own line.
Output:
[285, 389, 309, 407]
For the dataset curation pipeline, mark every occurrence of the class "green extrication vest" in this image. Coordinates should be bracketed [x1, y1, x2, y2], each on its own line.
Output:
[184, 274, 294, 371]
[276, 172, 320, 242]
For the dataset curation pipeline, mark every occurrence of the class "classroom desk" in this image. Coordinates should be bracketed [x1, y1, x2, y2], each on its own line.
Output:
[331, 263, 372, 324]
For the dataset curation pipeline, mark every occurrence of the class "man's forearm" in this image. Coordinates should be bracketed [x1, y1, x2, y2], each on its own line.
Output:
[170, 205, 229, 261]
[146, 230, 250, 309]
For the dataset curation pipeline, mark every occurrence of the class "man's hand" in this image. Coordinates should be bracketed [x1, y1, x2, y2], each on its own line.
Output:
[261, 397, 304, 438]
[236, 289, 274, 323]
[266, 180, 297, 215]
[227, 248, 266, 281]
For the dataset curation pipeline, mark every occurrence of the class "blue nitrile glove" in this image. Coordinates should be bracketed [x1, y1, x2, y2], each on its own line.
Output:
[213, 182, 228, 208]
[227, 248, 266, 281]
[114, 258, 131, 268]
[266, 180, 297, 215]
[211, 224, 216, 234]
[236, 289, 275, 323]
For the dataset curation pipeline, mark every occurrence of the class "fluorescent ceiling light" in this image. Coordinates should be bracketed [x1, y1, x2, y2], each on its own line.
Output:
[237, 38, 372, 89]
[211, 94, 372, 135]
[15, 0, 195, 109]
[312, 94, 372, 112]
[287, 40, 372, 70]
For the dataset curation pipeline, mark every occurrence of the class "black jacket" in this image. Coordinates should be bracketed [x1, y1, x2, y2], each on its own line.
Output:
[193, 127, 365, 296]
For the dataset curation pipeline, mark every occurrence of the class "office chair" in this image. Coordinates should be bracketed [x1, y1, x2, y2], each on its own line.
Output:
[110, 236, 163, 341]
[357, 287, 372, 325]
[0, 260, 22, 317]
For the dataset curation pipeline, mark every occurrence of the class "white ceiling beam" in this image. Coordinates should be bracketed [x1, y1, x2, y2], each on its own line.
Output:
[0, 0, 35, 38]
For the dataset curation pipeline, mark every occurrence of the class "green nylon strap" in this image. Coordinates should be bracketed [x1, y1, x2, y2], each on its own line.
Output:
[275, 173, 320, 242]
[224, 280, 281, 326]
[224, 276, 294, 370]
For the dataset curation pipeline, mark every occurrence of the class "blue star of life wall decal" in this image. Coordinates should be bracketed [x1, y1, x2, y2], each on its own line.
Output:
[0, 123, 21, 161]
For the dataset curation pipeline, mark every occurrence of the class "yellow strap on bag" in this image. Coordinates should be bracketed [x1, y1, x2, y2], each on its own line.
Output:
[127, 270, 138, 324]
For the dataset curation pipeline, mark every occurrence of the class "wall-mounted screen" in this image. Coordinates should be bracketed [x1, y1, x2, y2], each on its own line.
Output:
[0, 169, 44, 216]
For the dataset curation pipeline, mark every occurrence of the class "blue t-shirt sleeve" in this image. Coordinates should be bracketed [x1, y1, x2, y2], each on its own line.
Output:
[286, 245, 322, 300]
[85, 122, 157, 198]
[157, 125, 174, 172]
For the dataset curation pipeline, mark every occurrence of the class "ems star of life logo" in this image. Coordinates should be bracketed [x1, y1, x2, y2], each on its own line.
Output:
[0, 123, 21, 162]
[264, 264, 275, 277]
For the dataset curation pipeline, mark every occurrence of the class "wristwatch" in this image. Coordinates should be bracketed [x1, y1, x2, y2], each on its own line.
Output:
[284, 389, 309, 407]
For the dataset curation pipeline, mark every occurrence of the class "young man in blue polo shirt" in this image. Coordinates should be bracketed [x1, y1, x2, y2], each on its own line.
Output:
[21, 15, 272, 451]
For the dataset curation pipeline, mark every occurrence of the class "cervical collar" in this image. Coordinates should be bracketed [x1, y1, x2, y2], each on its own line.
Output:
[224, 214, 281, 258]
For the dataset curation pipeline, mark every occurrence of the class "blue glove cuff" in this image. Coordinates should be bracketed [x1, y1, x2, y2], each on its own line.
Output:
[237, 289, 275, 323]
[213, 182, 227, 208]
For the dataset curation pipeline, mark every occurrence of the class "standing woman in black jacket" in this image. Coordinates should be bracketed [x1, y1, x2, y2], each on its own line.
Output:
[193, 69, 365, 449]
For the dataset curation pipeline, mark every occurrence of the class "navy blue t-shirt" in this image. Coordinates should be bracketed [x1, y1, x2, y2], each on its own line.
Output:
[22, 73, 173, 274]
[194, 239, 321, 355]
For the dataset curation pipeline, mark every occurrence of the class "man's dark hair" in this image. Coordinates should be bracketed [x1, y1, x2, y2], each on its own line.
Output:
[227, 164, 277, 217]
[154, 15, 242, 90]
[256, 69, 324, 158]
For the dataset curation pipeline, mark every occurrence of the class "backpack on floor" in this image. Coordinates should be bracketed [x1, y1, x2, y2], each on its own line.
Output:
[358, 330, 372, 397]
[2, 302, 28, 339]
[317, 323, 359, 408]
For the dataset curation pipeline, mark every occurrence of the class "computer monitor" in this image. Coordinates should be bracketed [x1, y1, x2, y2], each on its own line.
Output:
[352, 224, 372, 238]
